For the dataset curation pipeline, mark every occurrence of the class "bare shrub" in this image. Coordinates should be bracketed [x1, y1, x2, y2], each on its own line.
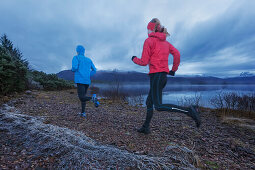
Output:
[178, 92, 202, 107]
[128, 94, 144, 106]
[210, 92, 255, 119]
[101, 82, 129, 101]
[100, 70, 131, 101]
[236, 94, 255, 112]
[210, 91, 224, 109]
[101, 89, 129, 101]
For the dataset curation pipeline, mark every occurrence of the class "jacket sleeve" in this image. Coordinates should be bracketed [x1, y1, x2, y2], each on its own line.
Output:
[90, 60, 97, 76]
[72, 56, 78, 72]
[169, 43, 180, 72]
[133, 38, 152, 66]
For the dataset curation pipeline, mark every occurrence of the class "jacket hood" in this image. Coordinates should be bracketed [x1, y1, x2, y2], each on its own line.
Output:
[148, 32, 166, 41]
[76, 45, 85, 55]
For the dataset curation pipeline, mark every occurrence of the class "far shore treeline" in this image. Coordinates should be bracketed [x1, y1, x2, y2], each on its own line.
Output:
[0, 34, 74, 95]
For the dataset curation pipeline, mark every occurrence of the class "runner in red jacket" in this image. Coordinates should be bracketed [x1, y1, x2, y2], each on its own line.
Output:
[132, 18, 201, 134]
[133, 31, 180, 74]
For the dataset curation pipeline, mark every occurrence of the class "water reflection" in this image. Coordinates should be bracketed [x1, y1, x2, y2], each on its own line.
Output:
[93, 83, 255, 108]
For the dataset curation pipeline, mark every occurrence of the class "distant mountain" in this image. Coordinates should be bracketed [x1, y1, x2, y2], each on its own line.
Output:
[225, 76, 255, 84]
[57, 70, 74, 81]
[57, 70, 255, 84]
[57, 70, 149, 82]
[92, 70, 149, 82]
[240, 72, 254, 77]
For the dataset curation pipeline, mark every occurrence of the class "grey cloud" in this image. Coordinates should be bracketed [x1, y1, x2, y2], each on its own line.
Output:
[177, 1, 255, 61]
[0, 0, 254, 77]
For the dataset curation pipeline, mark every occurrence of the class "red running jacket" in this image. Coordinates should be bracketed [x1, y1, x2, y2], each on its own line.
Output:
[133, 32, 180, 74]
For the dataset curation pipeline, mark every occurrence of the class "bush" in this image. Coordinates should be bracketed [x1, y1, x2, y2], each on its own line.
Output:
[210, 92, 255, 119]
[30, 71, 74, 90]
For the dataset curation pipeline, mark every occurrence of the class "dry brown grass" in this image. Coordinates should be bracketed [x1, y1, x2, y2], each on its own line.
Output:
[222, 116, 255, 131]
[210, 92, 255, 120]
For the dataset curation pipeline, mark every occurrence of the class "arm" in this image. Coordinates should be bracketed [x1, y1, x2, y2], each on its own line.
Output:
[90, 61, 96, 76]
[133, 39, 152, 66]
[169, 43, 180, 72]
[71, 56, 78, 72]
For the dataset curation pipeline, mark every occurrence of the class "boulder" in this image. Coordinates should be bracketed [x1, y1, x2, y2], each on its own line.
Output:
[27, 79, 43, 90]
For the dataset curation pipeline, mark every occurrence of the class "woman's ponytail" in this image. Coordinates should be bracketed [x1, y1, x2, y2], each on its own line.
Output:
[150, 18, 170, 36]
[160, 27, 170, 36]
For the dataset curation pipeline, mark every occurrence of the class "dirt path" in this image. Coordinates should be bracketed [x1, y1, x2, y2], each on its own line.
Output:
[1, 89, 255, 169]
[1, 104, 198, 169]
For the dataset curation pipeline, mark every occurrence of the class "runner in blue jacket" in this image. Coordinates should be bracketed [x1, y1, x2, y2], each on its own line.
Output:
[72, 45, 99, 117]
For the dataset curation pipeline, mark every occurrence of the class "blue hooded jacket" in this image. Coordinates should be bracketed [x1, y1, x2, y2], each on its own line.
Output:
[72, 45, 96, 85]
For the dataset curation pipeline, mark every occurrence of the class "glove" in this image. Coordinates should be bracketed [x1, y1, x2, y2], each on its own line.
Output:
[169, 70, 175, 76]
[132, 56, 137, 61]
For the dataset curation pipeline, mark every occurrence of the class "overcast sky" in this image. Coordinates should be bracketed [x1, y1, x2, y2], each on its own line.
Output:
[0, 0, 255, 77]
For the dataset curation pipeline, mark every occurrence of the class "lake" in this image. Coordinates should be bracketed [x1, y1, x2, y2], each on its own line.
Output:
[93, 83, 255, 108]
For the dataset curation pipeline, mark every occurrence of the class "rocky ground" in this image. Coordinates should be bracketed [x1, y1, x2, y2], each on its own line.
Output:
[1, 89, 255, 169]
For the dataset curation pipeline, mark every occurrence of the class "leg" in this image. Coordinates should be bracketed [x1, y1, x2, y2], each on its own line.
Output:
[77, 84, 90, 113]
[152, 73, 190, 114]
[77, 84, 91, 102]
[137, 74, 156, 134]
[137, 93, 153, 134]
[151, 73, 201, 127]
[143, 89, 154, 128]
[143, 76, 154, 128]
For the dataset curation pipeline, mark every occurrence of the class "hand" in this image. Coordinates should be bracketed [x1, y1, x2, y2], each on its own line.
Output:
[132, 56, 136, 61]
[169, 70, 175, 76]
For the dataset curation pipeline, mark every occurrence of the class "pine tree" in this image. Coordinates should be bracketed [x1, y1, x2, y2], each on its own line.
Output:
[0, 35, 28, 95]
[0, 34, 29, 68]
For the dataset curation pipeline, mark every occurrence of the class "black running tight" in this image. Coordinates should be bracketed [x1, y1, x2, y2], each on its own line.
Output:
[77, 83, 92, 113]
[143, 72, 190, 128]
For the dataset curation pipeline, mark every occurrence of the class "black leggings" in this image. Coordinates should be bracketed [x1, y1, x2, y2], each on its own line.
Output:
[143, 72, 190, 128]
[77, 83, 92, 113]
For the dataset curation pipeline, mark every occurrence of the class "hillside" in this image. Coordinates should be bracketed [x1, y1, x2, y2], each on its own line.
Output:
[57, 70, 255, 84]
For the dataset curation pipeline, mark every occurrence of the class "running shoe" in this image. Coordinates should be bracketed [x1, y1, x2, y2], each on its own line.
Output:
[92, 94, 96, 103]
[92, 94, 100, 107]
[188, 105, 201, 128]
[94, 98, 100, 107]
[137, 126, 151, 134]
[81, 112, 86, 118]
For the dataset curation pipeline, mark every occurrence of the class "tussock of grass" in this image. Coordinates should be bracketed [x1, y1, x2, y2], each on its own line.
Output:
[222, 116, 255, 131]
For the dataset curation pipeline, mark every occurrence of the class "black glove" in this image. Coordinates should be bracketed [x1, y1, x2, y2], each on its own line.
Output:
[132, 56, 136, 61]
[169, 70, 175, 76]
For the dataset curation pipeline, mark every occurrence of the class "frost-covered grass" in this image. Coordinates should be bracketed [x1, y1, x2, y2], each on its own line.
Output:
[0, 104, 196, 169]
